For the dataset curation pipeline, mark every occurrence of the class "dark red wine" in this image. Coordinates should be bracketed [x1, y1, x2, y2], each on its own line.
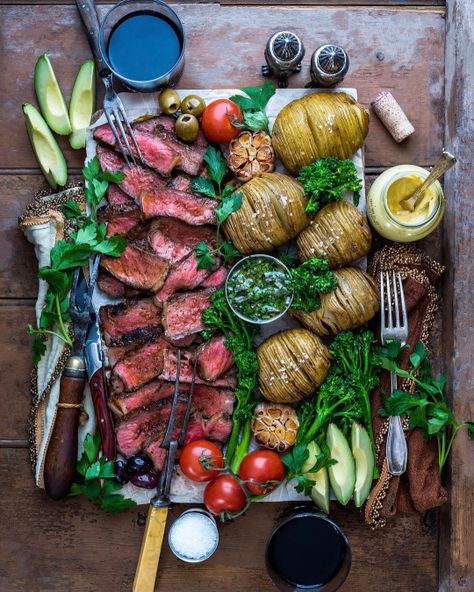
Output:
[266, 515, 348, 589]
[107, 11, 182, 82]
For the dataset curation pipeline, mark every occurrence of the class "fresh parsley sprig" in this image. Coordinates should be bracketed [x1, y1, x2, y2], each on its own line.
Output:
[69, 431, 136, 514]
[229, 82, 276, 134]
[377, 340, 474, 473]
[28, 157, 126, 363]
[191, 147, 242, 272]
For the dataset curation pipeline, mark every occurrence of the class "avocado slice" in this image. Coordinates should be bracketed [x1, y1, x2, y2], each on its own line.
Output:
[69, 60, 96, 150]
[23, 103, 68, 188]
[352, 422, 375, 508]
[301, 440, 330, 514]
[34, 54, 72, 135]
[326, 423, 355, 506]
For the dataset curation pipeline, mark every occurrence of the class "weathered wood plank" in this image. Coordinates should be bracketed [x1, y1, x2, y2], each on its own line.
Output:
[438, 1, 474, 591]
[0, 0, 445, 5]
[0, 447, 438, 592]
[0, 4, 444, 170]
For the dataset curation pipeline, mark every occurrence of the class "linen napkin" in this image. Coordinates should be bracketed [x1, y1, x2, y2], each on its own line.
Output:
[364, 244, 447, 528]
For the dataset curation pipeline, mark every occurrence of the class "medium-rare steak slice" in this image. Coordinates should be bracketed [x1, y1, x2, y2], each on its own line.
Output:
[98, 205, 141, 237]
[155, 252, 217, 302]
[106, 343, 138, 367]
[167, 174, 192, 193]
[100, 297, 162, 346]
[98, 272, 126, 299]
[195, 334, 234, 382]
[200, 266, 228, 289]
[94, 123, 181, 177]
[97, 145, 166, 201]
[162, 289, 212, 342]
[134, 116, 207, 176]
[140, 188, 216, 226]
[148, 218, 215, 264]
[107, 184, 135, 206]
[110, 380, 176, 416]
[101, 243, 170, 292]
[110, 337, 168, 393]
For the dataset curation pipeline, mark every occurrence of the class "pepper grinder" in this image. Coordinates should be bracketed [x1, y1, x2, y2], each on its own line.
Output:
[262, 31, 305, 88]
[307, 44, 349, 88]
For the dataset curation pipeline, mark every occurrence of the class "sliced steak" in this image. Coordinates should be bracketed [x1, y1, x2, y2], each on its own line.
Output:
[167, 174, 192, 193]
[134, 116, 207, 176]
[94, 123, 181, 177]
[101, 243, 170, 292]
[162, 289, 212, 342]
[140, 188, 216, 226]
[98, 205, 141, 237]
[98, 272, 126, 299]
[100, 298, 162, 346]
[106, 343, 138, 367]
[110, 337, 168, 393]
[107, 184, 135, 206]
[148, 218, 215, 264]
[110, 380, 176, 416]
[195, 334, 234, 382]
[155, 252, 217, 302]
[200, 266, 228, 289]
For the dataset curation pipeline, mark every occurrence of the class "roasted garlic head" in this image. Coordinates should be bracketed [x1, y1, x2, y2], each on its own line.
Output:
[251, 402, 300, 452]
[228, 131, 275, 182]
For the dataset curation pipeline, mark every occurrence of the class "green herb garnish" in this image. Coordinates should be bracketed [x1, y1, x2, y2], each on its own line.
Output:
[298, 157, 362, 215]
[191, 147, 242, 271]
[28, 157, 126, 363]
[201, 289, 259, 473]
[289, 257, 338, 313]
[229, 82, 275, 134]
[377, 340, 474, 473]
[69, 431, 136, 514]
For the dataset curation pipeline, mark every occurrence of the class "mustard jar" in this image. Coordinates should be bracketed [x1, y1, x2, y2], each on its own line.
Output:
[366, 165, 445, 242]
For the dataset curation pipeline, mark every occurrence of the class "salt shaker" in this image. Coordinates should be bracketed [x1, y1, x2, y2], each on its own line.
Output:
[262, 31, 305, 88]
[307, 44, 349, 87]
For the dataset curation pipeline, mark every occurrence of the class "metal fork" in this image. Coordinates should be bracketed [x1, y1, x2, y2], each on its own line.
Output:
[380, 271, 409, 476]
[74, 0, 144, 167]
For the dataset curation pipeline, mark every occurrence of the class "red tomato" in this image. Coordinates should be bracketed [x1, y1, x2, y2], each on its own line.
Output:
[238, 450, 285, 495]
[179, 440, 224, 482]
[201, 99, 243, 143]
[204, 474, 247, 516]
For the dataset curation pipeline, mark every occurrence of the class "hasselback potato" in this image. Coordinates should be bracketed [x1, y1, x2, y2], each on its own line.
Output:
[291, 267, 379, 336]
[297, 201, 372, 268]
[272, 92, 369, 174]
[223, 172, 309, 254]
[257, 328, 330, 403]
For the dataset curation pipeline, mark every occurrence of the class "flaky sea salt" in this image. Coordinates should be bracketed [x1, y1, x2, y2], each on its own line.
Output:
[169, 511, 218, 562]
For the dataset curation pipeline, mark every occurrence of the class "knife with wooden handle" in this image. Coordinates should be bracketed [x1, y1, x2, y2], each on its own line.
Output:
[133, 506, 169, 592]
[44, 355, 86, 500]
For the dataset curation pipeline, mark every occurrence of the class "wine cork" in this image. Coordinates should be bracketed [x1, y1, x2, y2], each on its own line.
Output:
[371, 91, 415, 143]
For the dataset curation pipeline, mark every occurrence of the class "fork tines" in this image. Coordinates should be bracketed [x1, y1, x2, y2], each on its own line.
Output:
[104, 98, 144, 168]
[380, 271, 408, 342]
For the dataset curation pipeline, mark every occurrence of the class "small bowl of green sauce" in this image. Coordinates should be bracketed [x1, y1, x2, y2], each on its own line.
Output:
[225, 254, 293, 324]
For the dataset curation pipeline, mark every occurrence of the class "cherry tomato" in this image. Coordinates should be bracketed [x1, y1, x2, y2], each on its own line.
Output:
[238, 450, 285, 495]
[204, 474, 247, 516]
[179, 439, 224, 482]
[201, 99, 243, 143]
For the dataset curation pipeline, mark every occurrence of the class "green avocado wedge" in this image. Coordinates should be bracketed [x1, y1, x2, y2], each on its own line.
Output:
[23, 103, 68, 188]
[34, 54, 72, 136]
[301, 440, 330, 514]
[69, 60, 96, 150]
[351, 422, 375, 508]
[326, 423, 355, 506]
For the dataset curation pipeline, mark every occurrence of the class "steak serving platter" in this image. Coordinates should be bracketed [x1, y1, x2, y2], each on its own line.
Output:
[85, 88, 366, 504]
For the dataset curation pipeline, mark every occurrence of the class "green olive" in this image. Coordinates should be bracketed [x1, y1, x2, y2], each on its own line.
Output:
[159, 88, 181, 115]
[181, 94, 206, 118]
[175, 114, 200, 143]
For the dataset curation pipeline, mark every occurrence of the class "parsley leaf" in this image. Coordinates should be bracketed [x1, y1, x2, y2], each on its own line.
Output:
[216, 192, 243, 226]
[230, 82, 275, 133]
[204, 146, 227, 188]
[190, 177, 216, 199]
[30, 333, 47, 364]
[61, 200, 84, 220]
[194, 241, 217, 272]
[82, 157, 100, 181]
[220, 241, 241, 265]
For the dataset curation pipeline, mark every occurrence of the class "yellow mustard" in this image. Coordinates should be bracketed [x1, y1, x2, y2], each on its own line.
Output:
[366, 165, 445, 242]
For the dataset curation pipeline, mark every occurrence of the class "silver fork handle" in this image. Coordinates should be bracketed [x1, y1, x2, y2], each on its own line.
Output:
[386, 371, 408, 476]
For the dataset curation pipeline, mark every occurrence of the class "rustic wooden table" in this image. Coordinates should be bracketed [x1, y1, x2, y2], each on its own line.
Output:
[0, 0, 472, 590]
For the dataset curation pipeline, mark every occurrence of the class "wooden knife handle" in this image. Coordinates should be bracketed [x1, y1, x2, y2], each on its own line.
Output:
[89, 367, 116, 461]
[44, 355, 86, 501]
[74, 0, 108, 73]
[133, 506, 169, 592]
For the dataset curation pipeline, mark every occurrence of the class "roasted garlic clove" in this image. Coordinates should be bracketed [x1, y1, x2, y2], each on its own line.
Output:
[228, 131, 275, 182]
[252, 402, 300, 452]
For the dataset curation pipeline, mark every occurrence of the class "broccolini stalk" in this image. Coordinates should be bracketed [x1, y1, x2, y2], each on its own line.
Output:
[289, 257, 338, 313]
[201, 289, 259, 471]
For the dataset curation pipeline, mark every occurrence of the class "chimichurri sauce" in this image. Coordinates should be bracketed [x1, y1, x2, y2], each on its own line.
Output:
[227, 257, 292, 322]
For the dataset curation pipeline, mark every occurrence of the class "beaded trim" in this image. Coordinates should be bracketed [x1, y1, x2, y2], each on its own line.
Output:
[364, 244, 445, 529]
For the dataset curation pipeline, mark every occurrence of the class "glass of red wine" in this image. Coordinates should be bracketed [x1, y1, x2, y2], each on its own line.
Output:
[98, 0, 185, 92]
[265, 510, 351, 591]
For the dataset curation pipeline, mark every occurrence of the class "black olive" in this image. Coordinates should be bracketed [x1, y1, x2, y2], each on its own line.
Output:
[114, 459, 129, 485]
[126, 454, 152, 475]
[129, 472, 159, 489]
